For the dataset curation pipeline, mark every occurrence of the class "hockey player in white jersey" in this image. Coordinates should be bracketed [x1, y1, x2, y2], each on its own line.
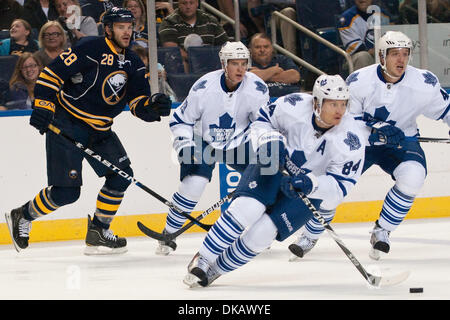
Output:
[182, 75, 367, 287]
[289, 31, 450, 261]
[156, 41, 270, 255]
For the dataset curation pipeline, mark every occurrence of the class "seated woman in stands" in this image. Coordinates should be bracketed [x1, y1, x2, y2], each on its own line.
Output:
[0, 52, 43, 110]
[0, 19, 39, 56]
[34, 20, 68, 67]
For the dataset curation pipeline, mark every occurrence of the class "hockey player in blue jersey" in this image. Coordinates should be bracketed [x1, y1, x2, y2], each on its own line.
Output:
[4, 7, 171, 255]
[155, 41, 270, 255]
[289, 31, 450, 261]
[182, 75, 367, 288]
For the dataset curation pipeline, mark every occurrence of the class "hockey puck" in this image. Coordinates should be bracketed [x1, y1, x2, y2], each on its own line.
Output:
[409, 288, 423, 293]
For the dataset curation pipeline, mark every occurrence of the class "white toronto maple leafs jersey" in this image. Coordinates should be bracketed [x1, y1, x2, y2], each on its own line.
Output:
[169, 69, 270, 153]
[251, 93, 366, 210]
[347, 64, 450, 140]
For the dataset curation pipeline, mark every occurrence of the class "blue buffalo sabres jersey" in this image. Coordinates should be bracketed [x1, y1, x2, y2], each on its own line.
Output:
[251, 93, 366, 210]
[34, 36, 151, 131]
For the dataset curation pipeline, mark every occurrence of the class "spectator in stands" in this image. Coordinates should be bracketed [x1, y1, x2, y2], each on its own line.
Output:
[132, 44, 176, 101]
[34, 20, 68, 66]
[399, 0, 450, 24]
[155, 1, 174, 23]
[217, 0, 265, 44]
[22, 0, 59, 31]
[0, 0, 23, 30]
[338, 0, 390, 71]
[268, 1, 298, 56]
[158, 0, 229, 73]
[124, 0, 148, 48]
[0, 19, 39, 56]
[0, 52, 42, 110]
[55, 0, 98, 47]
[248, 33, 300, 97]
[78, 0, 123, 23]
[245, 0, 299, 49]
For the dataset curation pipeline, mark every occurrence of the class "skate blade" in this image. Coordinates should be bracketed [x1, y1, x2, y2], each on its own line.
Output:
[155, 244, 173, 256]
[288, 254, 300, 262]
[5, 212, 21, 253]
[369, 248, 382, 261]
[84, 245, 128, 256]
[183, 273, 202, 288]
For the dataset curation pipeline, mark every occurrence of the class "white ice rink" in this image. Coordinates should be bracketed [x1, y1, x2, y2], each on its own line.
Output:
[1, 217, 449, 301]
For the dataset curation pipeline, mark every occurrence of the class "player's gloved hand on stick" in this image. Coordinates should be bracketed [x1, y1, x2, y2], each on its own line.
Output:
[29, 105, 54, 135]
[135, 94, 171, 122]
[280, 172, 314, 199]
[368, 122, 405, 148]
[149, 93, 171, 117]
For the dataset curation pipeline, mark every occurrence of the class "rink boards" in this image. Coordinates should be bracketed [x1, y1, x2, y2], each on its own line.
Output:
[0, 111, 449, 244]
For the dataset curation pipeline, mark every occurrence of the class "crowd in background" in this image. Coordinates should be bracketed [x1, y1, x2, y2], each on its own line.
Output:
[0, 0, 449, 110]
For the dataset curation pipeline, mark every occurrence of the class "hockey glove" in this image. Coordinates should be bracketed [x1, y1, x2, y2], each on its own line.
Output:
[29, 100, 55, 134]
[368, 122, 405, 148]
[148, 93, 171, 117]
[280, 172, 314, 199]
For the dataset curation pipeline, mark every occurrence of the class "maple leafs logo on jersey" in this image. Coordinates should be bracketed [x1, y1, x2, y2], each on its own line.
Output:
[344, 131, 361, 151]
[193, 80, 207, 92]
[209, 113, 235, 143]
[346, 72, 359, 85]
[364, 107, 397, 126]
[283, 93, 303, 106]
[255, 81, 268, 94]
[422, 72, 437, 87]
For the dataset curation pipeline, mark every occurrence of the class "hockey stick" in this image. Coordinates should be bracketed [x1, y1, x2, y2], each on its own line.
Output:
[47, 124, 212, 231]
[417, 137, 450, 144]
[137, 190, 235, 241]
[297, 191, 410, 288]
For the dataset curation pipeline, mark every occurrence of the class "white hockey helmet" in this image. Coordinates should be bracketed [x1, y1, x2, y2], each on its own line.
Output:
[219, 41, 251, 70]
[312, 74, 349, 116]
[379, 31, 413, 70]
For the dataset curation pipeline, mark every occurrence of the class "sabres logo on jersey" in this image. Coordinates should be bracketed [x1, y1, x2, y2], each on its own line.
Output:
[102, 71, 127, 105]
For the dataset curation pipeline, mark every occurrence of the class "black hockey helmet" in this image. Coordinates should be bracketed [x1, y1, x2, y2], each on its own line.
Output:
[102, 7, 135, 27]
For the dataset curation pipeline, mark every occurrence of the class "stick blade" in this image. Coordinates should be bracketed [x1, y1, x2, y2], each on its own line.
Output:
[379, 270, 411, 288]
[137, 221, 166, 241]
[368, 270, 411, 288]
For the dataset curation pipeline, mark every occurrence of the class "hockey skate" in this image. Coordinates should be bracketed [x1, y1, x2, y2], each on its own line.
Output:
[155, 229, 177, 256]
[5, 205, 32, 252]
[288, 233, 318, 261]
[369, 221, 391, 260]
[84, 215, 127, 255]
[183, 252, 221, 288]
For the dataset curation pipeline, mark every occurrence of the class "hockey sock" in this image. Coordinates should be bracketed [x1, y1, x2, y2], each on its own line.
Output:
[215, 213, 277, 274]
[94, 186, 124, 229]
[303, 208, 336, 239]
[26, 187, 60, 220]
[378, 185, 415, 231]
[215, 236, 258, 275]
[165, 192, 198, 233]
[199, 209, 245, 263]
[165, 175, 208, 234]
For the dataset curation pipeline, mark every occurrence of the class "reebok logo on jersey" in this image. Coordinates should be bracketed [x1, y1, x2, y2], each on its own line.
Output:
[281, 212, 293, 232]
